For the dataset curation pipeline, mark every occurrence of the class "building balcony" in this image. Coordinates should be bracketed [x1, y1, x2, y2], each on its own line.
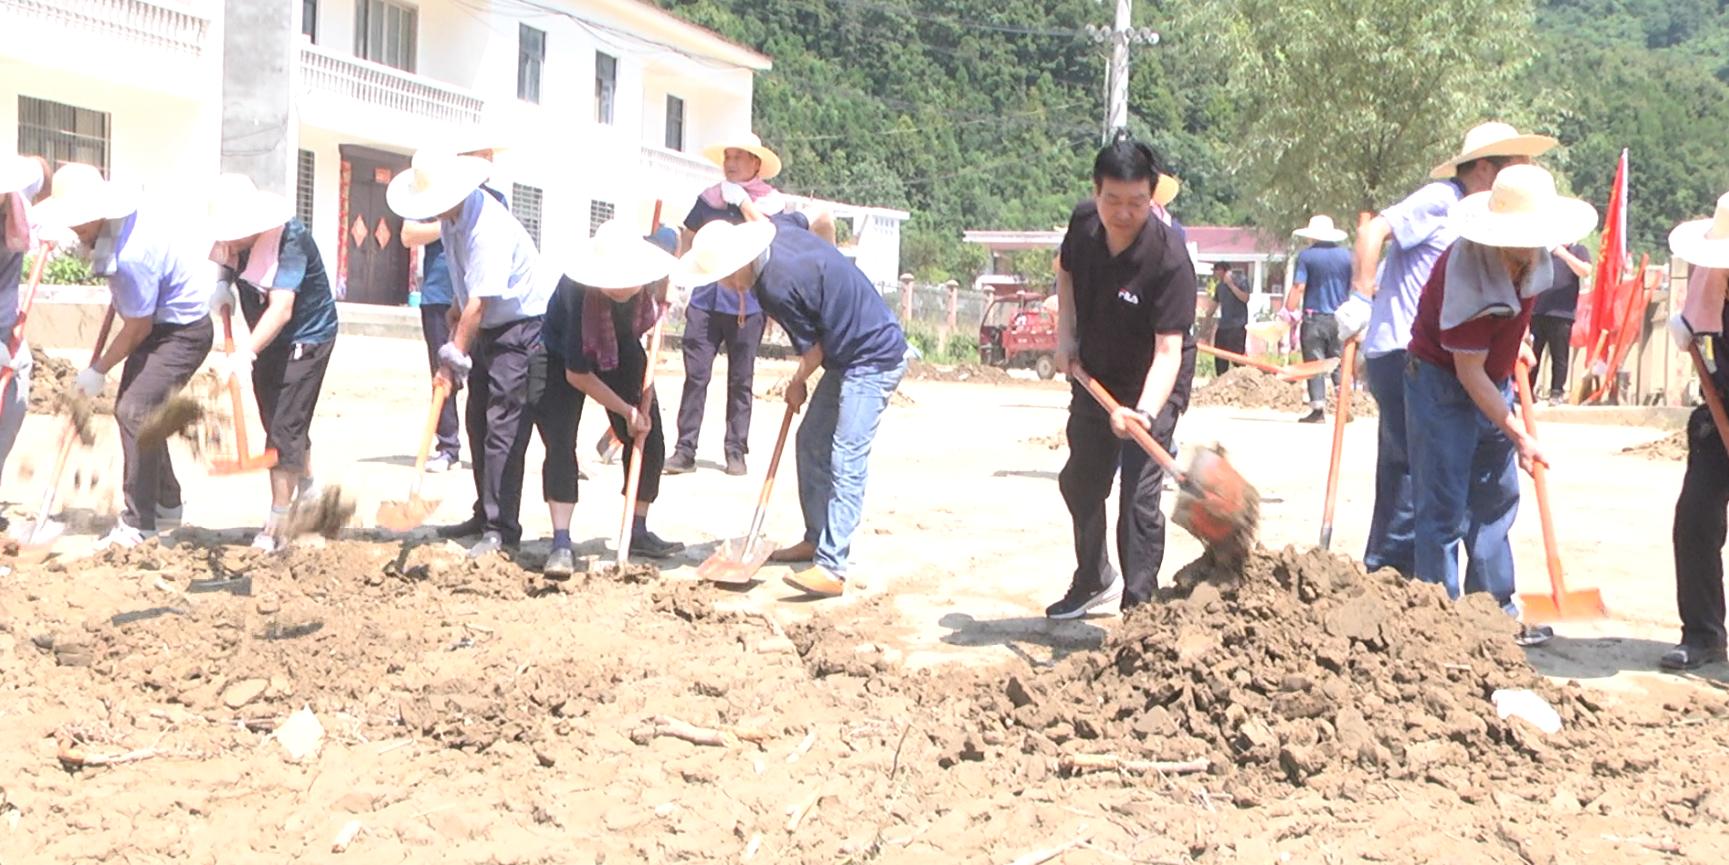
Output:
[298, 43, 485, 141]
[638, 144, 720, 205]
[0, 0, 213, 89]
[0, 0, 209, 55]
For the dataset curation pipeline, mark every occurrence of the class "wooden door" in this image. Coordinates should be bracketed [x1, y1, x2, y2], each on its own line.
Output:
[339, 145, 410, 305]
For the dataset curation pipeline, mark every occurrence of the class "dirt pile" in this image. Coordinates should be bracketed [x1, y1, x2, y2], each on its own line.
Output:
[1194, 365, 1378, 417]
[1623, 429, 1687, 461]
[906, 360, 1013, 384]
[28, 348, 115, 416]
[941, 547, 1588, 799]
[757, 372, 915, 407]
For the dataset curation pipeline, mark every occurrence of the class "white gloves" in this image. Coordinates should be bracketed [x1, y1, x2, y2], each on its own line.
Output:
[0, 342, 12, 372]
[437, 342, 472, 380]
[1669, 312, 1703, 350]
[719, 181, 749, 207]
[1334, 293, 1373, 341]
[216, 349, 255, 383]
[76, 367, 106, 397]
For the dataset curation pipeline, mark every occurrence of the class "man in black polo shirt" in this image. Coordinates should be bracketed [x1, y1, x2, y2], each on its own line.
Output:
[1050, 136, 1199, 619]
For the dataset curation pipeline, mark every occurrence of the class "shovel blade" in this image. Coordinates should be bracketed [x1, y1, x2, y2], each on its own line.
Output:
[1171, 445, 1260, 566]
[696, 535, 773, 585]
[1518, 589, 1608, 624]
[376, 497, 440, 533]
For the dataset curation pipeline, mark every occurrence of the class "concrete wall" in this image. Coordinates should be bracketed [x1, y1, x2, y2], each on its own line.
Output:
[222, 0, 296, 192]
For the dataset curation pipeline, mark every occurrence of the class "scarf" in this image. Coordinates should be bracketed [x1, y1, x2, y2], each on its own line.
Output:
[699, 179, 786, 215]
[581, 289, 662, 373]
[1439, 240, 1552, 331]
[2, 192, 29, 253]
[1681, 265, 1727, 336]
[208, 225, 285, 293]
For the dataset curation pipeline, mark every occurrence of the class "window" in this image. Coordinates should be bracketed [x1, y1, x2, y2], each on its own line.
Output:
[664, 95, 685, 151]
[518, 25, 545, 103]
[588, 199, 615, 236]
[355, 0, 416, 72]
[595, 52, 617, 125]
[17, 96, 110, 175]
[512, 183, 543, 249]
[302, 0, 317, 42]
[295, 150, 316, 226]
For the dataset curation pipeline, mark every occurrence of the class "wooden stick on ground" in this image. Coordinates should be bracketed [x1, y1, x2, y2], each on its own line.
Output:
[56, 740, 172, 768]
[628, 715, 774, 748]
[1003, 832, 1093, 865]
[1057, 754, 1210, 777]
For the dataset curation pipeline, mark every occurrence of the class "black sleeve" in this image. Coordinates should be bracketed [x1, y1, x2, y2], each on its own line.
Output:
[561, 290, 595, 375]
[1057, 201, 1090, 273]
[1149, 227, 1199, 335]
[683, 198, 706, 232]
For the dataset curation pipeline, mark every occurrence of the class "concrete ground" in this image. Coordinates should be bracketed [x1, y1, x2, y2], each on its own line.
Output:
[5, 334, 1720, 698]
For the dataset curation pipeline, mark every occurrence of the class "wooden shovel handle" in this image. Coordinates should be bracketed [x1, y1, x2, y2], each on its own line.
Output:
[33, 305, 118, 533]
[745, 404, 798, 545]
[616, 201, 667, 567]
[1069, 365, 1183, 479]
[409, 380, 451, 494]
[1196, 342, 1282, 376]
[1319, 339, 1357, 549]
[0, 243, 49, 414]
[217, 306, 255, 462]
[1514, 360, 1568, 597]
[1688, 344, 1729, 463]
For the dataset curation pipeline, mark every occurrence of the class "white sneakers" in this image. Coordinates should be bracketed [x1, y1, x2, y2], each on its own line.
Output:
[97, 522, 147, 550]
[425, 455, 457, 474]
[250, 531, 279, 553]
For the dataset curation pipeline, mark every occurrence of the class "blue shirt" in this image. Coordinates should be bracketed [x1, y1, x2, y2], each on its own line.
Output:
[419, 238, 454, 306]
[106, 209, 209, 325]
[753, 222, 907, 371]
[1364, 180, 1464, 358]
[236, 219, 338, 347]
[442, 189, 553, 328]
[683, 196, 770, 317]
[1294, 243, 1354, 314]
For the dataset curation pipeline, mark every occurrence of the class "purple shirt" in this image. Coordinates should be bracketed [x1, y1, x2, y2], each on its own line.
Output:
[1364, 180, 1464, 358]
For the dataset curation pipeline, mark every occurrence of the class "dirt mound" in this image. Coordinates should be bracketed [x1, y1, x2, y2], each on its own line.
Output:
[942, 547, 1587, 798]
[1623, 430, 1687, 461]
[757, 372, 915, 407]
[905, 360, 1013, 384]
[27, 348, 114, 417]
[1194, 365, 1378, 417]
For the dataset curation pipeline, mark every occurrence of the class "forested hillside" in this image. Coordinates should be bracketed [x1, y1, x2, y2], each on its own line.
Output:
[659, 0, 1729, 277]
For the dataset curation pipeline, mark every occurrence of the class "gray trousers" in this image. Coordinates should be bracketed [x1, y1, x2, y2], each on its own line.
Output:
[0, 339, 32, 481]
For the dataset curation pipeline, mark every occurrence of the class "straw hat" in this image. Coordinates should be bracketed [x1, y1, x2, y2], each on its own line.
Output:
[31, 163, 138, 230]
[206, 174, 294, 243]
[1451, 164, 1597, 250]
[1669, 192, 1729, 269]
[1, 154, 39, 197]
[1292, 214, 1347, 243]
[1153, 173, 1180, 208]
[565, 218, 679, 289]
[386, 151, 492, 221]
[1429, 122, 1559, 180]
[673, 219, 778, 287]
[702, 133, 782, 181]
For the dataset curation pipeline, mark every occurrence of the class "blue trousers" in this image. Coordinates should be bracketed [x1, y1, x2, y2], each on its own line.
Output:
[1405, 358, 1520, 613]
[1363, 350, 1416, 573]
[796, 359, 907, 576]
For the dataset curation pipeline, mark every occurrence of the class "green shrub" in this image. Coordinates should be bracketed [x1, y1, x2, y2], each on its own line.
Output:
[21, 251, 103, 286]
[941, 332, 979, 364]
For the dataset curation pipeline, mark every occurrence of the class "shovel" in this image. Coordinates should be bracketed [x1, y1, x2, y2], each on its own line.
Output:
[376, 380, 451, 532]
[1071, 365, 1259, 565]
[1318, 339, 1358, 549]
[697, 403, 797, 584]
[612, 200, 665, 569]
[208, 306, 278, 475]
[14, 304, 117, 551]
[1513, 360, 1606, 623]
[0, 243, 47, 429]
[1198, 342, 1339, 382]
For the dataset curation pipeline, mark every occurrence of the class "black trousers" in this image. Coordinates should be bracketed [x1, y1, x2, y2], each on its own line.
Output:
[534, 350, 585, 504]
[1058, 381, 1182, 608]
[1213, 325, 1246, 376]
[602, 365, 665, 504]
[1300, 314, 1344, 406]
[675, 306, 764, 458]
[252, 338, 334, 473]
[420, 303, 461, 462]
[1530, 315, 1572, 399]
[1675, 405, 1729, 650]
[466, 317, 542, 543]
[116, 317, 214, 531]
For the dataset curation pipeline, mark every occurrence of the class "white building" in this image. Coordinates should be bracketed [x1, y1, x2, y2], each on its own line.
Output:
[3, 0, 909, 302]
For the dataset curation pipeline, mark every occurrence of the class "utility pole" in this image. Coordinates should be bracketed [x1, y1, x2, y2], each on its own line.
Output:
[1087, 0, 1160, 143]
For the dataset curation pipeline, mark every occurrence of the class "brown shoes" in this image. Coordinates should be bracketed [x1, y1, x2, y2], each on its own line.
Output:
[768, 541, 815, 563]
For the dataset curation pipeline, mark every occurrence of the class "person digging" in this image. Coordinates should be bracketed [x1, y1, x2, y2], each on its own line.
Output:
[205, 174, 341, 553]
[1402, 164, 1597, 648]
[35, 163, 214, 549]
[0, 152, 53, 516]
[676, 215, 907, 599]
[1285, 215, 1353, 423]
[1662, 191, 1729, 670]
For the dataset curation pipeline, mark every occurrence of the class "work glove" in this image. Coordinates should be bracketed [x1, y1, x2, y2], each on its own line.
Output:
[719, 181, 749, 207]
[0, 342, 13, 372]
[436, 342, 473, 381]
[216, 348, 255, 383]
[76, 367, 105, 398]
[1669, 312, 1702, 351]
[1334, 293, 1373, 341]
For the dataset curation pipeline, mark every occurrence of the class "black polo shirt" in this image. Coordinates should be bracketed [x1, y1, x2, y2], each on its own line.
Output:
[1058, 200, 1198, 408]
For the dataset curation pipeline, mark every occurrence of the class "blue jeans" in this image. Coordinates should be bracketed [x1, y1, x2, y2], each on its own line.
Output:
[1405, 358, 1520, 613]
[796, 359, 907, 576]
[1363, 351, 1416, 573]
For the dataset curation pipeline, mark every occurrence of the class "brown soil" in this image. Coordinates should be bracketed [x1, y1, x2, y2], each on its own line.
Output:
[284, 485, 357, 540]
[757, 372, 915, 407]
[1194, 365, 1379, 417]
[3, 539, 1728, 863]
[28, 348, 114, 417]
[137, 395, 207, 449]
[1622, 430, 1687, 461]
[905, 360, 1015, 384]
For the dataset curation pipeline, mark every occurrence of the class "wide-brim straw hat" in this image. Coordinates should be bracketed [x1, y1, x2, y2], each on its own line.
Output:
[31, 163, 138, 230]
[673, 219, 777, 288]
[386, 151, 492, 221]
[1430, 122, 1559, 180]
[1, 154, 39, 197]
[1153, 173, 1180, 208]
[206, 173, 294, 243]
[702, 133, 782, 181]
[1669, 192, 1729, 269]
[1451, 164, 1597, 249]
[1293, 214, 1347, 243]
[566, 218, 679, 289]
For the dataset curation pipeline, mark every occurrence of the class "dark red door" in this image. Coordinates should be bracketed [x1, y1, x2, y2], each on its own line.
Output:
[339, 145, 410, 305]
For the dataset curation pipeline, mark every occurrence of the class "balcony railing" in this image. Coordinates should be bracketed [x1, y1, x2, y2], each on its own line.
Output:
[640, 144, 721, 192]
[299, 44, 485, 127]
[0, 0, 208, 55]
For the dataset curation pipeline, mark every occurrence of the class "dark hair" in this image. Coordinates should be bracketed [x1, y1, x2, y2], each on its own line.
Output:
[1092, 130, 1166, 191]
[1212, 261, 1230, 272]
[1454, 155, 1515, 176]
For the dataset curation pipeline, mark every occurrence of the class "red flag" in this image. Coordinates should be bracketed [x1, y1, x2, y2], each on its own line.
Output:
[1572, 150, 1628, 357]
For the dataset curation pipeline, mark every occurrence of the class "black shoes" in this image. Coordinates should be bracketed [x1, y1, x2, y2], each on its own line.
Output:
[437, 517, 485, 540]
[1298, 408, 1326, 424]
[1045, 577, 1123, 620]
[1660, 643, 1727, 670]
[664, 451, 696, 475]
[630, 531, 686, 560]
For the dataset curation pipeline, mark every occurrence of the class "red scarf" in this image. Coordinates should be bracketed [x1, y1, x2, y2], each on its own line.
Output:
[581, 289, 663, 372]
